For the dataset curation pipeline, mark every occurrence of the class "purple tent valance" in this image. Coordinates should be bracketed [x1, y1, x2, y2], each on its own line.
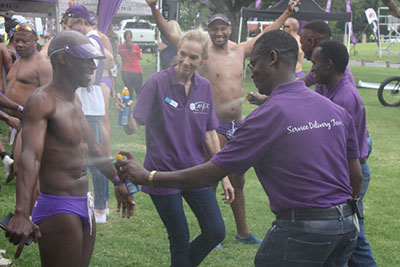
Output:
[32, 0, 58, 2]
[97, 0, 123, 33]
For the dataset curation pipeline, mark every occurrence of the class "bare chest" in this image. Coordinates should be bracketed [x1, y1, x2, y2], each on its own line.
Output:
[48, 102, 87, 146]
[202, 53, 244, 80]
[9, 61, 39, 86]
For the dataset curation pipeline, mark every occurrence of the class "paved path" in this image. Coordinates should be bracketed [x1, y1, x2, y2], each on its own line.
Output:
[349, 59, 400, 69]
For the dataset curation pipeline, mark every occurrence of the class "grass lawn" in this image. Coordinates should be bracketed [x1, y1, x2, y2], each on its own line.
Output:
[0, 52, 399, 266]
[348, 41, 400, 63]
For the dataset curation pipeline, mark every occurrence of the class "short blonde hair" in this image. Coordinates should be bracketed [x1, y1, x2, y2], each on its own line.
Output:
[177, 29, 209, 59]
[167, 20, 182, 36]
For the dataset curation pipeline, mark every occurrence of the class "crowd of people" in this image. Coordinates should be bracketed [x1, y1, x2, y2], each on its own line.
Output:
[0, 0, 378, 266]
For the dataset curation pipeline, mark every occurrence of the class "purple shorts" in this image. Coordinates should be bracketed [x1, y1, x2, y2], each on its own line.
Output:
[216, 120, 242, 140]
[296, 71, 305, 79]
[32, 193, 93, 229]
[101, 76, 112, 89]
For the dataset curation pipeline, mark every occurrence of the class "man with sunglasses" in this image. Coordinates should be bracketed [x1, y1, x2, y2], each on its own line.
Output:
[4, 23, 52, 192]
[5, 30, 134, 266]
[116, 30, 363, 266]
[283, 17, 304, 78]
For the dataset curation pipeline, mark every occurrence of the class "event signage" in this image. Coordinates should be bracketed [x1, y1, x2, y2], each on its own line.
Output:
[365, 8, 381, 49]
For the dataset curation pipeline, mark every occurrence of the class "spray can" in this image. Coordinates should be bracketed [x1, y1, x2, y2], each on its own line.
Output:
[116, 153, 140, 194]
[246, 93, 255, 103]
[118, 87, 130, 126]
[290, 0, 299, 12]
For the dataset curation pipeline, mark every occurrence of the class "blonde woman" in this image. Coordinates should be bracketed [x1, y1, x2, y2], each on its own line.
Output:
[117, 29, 234, 266]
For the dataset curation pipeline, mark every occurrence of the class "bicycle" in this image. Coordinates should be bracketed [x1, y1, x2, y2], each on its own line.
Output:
[377, 76, 400, 107]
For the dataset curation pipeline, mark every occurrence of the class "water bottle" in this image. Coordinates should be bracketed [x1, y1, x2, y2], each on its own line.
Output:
[118, 87, 130, 126]
[115, 153, 140, 194]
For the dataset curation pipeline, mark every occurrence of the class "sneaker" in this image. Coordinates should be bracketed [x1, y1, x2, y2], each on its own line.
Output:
[235, 232, 262, 244]
[3, 156, 14, 183]
[94, 211, 107, 223]
[0, 249, 11, 266]
[3, 155, 14, 177]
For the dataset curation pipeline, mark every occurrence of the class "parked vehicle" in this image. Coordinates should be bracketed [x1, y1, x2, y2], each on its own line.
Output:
[116, 19, 157, 52]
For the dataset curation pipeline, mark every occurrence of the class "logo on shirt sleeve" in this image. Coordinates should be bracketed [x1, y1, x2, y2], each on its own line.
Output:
[190, 102, 210, 114]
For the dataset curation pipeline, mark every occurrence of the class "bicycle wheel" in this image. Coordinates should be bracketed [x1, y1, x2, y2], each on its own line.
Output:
[378, 76, 400, 107]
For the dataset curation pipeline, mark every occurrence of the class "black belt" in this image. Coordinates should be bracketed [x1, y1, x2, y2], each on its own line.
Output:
[276, 203, 354, 221]
[359, 158, 367, 164]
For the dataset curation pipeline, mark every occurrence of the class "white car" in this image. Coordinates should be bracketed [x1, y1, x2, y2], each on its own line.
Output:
[116, 19, 157, 52]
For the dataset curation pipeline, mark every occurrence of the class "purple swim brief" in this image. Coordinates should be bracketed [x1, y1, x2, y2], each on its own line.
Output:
[32, 193, 94, 231]
[216, 120, 242, 140]
[101, 76, 112, 89]
[296, 71, 305, 79]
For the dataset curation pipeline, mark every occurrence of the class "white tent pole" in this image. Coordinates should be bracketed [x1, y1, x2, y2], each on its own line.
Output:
[238, 10, 243, 43]
[156, 0, 162, 72]
[346, 23, 350, 53]
[238, 9, 246, 79]
[56, 2, 60, 34]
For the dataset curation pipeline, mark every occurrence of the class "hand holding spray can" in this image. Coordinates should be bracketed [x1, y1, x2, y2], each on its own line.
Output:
[116, 153, 140, 194]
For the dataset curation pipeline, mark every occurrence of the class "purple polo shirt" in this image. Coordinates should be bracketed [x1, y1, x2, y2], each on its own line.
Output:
[317, 76, 368, 158]
[211, 80, 360, 214]
[132, 66, 219, 195]
[304, 66, 356, 95]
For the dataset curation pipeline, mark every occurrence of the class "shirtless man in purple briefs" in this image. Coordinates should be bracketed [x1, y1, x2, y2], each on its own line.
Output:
[5, 30, 134, 267]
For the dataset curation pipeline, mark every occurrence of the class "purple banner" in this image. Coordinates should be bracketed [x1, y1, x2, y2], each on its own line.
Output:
[254, 0, 262, 21]
[255, 0, 262, 9]
[325, 0, 331, 13]
[32, 0, 58, 2]
[346, 0, 357, 45]
[97, 0, 123, 33]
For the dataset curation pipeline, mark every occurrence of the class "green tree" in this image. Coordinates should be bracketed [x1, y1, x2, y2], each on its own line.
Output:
[178, 1, 212, 31]
[382, 0, 400, 18]
[207, 0, 277, 41]
[177, 0, 276, 41]
[314, 0, 382, 42]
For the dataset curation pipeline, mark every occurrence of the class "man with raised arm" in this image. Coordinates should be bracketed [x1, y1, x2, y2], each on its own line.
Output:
[5, 30, 134, 267]
[117, 30, 363, 266]
[146, 0, 298, 244]
[283, 17, 304, 78]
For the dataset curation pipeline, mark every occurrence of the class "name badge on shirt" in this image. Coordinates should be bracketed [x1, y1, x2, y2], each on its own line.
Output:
[165, 97, 178, 108]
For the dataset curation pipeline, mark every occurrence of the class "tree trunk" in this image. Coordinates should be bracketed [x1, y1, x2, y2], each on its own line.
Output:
[382, 0, 400, 18]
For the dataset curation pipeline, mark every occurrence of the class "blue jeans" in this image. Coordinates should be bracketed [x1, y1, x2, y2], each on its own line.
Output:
[86, 116, 110, 210]
[255, 215, 357, 266]
[348, 162, 377, 267]
[150, 189, 225, 267]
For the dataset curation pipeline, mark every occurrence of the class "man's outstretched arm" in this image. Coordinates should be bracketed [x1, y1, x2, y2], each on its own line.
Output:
[116, 151, 229, 190]
[241, 0, 300, 57]
[146, 0, 182, 48]
[86, 120, 135, 218]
